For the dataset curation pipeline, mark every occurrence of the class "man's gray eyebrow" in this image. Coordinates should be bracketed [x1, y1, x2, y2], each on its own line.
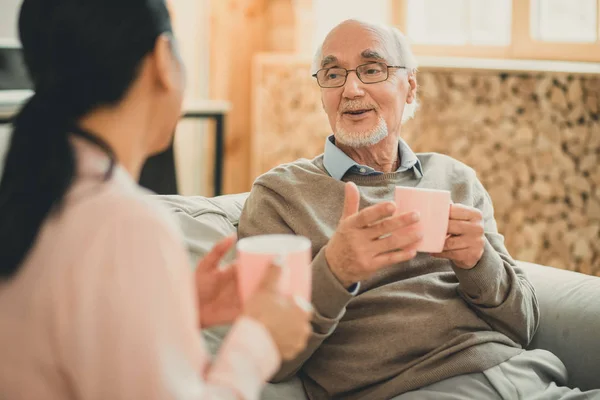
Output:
[361, 49, 386, 60]
[321, 55, 338, 68]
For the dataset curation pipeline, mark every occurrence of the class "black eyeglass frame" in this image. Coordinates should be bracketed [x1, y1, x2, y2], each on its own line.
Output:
[312, 62, 407, 88]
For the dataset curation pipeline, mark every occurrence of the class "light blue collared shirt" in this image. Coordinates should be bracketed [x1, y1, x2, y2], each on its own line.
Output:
[322, 135, 423, 180]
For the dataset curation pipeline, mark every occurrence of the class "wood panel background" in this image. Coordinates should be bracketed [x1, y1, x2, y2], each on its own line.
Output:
[251, 55, 600, 275]
[209, 0, 295, 195]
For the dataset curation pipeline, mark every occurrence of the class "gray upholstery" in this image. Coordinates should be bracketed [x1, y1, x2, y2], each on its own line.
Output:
[159, 193, 247, 264]
[524, 261, 600, 391]
[159, 193, 600, 398]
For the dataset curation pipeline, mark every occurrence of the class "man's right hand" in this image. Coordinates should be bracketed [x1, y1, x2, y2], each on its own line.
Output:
[325, 182, 423, 288]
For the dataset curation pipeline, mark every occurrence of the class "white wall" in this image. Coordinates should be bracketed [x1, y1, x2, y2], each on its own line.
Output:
[0, 0, 21, 177]
[0, 0, 21, 43]
[170, 0, 211, 196]
[312, 0, 391, 53]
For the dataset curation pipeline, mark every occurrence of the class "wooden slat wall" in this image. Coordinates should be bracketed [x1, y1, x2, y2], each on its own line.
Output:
[209, 0, 296, 194]
[209, 0, 268, 194]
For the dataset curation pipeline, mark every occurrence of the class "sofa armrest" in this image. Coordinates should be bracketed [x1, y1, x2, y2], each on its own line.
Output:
[522, 261, 600, 390]
[157, 194, 243, 264]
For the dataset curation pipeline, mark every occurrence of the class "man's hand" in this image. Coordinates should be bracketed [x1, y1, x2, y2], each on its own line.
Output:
[195, 235, 241, 328]
[432, 204, 485, 270]
[325, 182, 422, 288]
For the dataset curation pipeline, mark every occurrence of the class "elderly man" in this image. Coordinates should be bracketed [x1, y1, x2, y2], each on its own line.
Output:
[239, 20, 597, 400]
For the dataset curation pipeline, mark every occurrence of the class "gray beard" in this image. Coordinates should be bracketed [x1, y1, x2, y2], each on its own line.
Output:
[335, 115, 389, 148]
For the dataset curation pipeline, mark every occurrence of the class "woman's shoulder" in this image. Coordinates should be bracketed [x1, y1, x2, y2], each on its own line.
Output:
[57, 171, 184, 251]
[20, 170, 191, 318]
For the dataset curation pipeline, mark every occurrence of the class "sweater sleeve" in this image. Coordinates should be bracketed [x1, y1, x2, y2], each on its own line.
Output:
[238, 184, 355, 382]
[452, 175, 540, 347]
[59, 207, 278, 400]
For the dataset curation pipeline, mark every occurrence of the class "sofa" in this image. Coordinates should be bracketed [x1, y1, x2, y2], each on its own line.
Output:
[158, 193, 600, 399]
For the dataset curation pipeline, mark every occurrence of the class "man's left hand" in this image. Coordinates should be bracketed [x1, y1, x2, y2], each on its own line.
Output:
[195, 235, 241, 329]
[432, 204, 485, 270]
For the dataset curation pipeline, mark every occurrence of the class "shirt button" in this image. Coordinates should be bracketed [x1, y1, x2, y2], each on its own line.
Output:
[359, 168, 366, 173]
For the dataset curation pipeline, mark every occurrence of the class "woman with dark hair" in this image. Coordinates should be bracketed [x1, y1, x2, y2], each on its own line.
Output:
[0, 1, 311, 398]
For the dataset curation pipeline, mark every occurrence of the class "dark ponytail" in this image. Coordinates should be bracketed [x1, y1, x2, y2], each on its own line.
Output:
[0, 0, 172, 278]
[0, 92, 76, 275]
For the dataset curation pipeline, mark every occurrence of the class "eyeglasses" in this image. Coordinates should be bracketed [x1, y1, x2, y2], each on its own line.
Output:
[312, 62, 406, 88]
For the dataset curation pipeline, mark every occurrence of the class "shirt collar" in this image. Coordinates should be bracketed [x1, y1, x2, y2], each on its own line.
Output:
[323, 135, 423, 180]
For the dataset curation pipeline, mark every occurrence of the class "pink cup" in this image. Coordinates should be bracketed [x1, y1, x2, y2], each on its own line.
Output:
[395, 187, 452, 253]
[236, 234, 312, 304]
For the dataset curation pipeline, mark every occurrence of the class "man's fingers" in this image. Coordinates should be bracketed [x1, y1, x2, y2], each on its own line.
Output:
[197, 234, 237, 271]
[341, 182, 361, 220]
[366, 211, 420, 239]
[372, 230, 423, 255]
[373, 247, 418, 269]
[450, 204, 482, 222]
[447, 220, 484, 236]
[442, 235, 471, 252]
[349, 202, 397, 228]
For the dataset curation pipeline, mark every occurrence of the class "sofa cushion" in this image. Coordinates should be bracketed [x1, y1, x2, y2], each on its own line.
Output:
[158, 194, 246, 264]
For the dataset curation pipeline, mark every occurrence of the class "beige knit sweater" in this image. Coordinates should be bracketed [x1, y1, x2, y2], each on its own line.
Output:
[238, 152, 540, 400]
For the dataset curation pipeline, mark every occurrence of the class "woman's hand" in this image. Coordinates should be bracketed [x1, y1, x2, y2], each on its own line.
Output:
[244, 261, 313, 360]
[195, 235, 241, 329]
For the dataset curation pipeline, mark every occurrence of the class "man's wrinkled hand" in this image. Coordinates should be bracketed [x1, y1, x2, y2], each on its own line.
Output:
[432, 204, 485, 270]
[325, 182, 422, 288]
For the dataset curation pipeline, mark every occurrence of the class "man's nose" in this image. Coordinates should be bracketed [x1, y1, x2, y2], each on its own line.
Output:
[342, 71, 365, 99]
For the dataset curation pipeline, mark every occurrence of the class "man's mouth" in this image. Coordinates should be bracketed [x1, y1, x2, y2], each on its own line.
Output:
[343, 109, 374, 115]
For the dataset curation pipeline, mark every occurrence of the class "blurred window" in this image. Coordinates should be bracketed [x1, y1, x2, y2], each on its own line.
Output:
[393, 0, 600, 62]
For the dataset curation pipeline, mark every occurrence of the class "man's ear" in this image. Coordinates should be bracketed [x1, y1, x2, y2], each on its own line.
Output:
[406, 73, 417, 104]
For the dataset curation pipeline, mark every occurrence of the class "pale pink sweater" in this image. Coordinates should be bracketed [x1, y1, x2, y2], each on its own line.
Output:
[0, 139, 279, 400]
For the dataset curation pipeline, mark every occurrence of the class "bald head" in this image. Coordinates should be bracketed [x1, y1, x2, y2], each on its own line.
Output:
[312, 20, 418, 74]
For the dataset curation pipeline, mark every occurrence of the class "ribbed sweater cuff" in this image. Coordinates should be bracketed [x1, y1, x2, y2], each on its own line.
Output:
[452, 239, 509, 302]
[311, 247, 356, 320]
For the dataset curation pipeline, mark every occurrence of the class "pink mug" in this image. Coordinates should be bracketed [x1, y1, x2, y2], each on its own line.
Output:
[236, 234, 312, 304]
[395, 187, 452, 253]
